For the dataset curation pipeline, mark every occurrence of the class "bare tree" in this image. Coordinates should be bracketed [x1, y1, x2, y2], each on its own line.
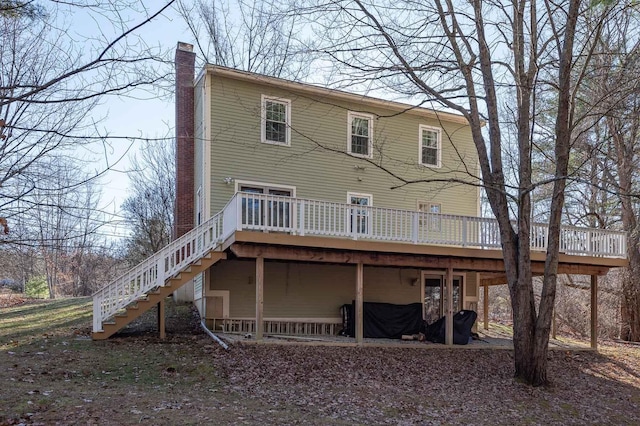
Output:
[294, 0, 625, 385]
[0, 1, 175, 229]
[176, 0, 311, 79]
[0, 2, 178, 296]
[121, 139, 175, 265]
[584, 10, 640, 341]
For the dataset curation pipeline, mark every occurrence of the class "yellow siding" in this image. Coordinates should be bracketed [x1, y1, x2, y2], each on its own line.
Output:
[206, 76, 479, 217]
[207, 260, 423, 318]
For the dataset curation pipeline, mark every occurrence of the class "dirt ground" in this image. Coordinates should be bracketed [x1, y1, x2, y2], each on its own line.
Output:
[1, 297, 640, 425]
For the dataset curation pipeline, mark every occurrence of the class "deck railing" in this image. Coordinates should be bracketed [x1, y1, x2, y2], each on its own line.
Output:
[92, 212, 223, 332]
[224, 192, 627, 258]
[93, 192, 627, 332]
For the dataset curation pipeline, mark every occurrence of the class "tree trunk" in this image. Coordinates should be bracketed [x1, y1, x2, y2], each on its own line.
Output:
[620, 231, 640, 341]
[608, 111, 640, 341]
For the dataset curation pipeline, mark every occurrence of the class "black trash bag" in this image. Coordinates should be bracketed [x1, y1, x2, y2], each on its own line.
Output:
[424, 310, 478, 345]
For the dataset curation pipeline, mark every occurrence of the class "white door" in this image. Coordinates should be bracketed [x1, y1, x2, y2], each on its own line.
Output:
[347, 192, 372, 234]
[239, 184, 293, 228]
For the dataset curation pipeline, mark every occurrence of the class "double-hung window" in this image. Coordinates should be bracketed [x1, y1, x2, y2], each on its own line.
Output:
[419, 125, 441, 168]
[261, 95, 291, 146]
[348, 112, 373, 158]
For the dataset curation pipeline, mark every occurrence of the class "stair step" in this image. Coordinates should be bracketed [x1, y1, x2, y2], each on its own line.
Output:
[93, 250, 227, 340]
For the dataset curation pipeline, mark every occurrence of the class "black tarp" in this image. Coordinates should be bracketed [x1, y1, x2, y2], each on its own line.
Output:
[424, 310, 478, 345]
[340, 301, 423, 339]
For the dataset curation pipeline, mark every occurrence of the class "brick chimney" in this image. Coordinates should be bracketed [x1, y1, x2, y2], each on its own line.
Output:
[174, 42, 196, 239]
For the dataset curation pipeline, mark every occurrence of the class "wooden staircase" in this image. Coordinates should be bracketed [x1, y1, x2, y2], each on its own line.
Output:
[92, 251, 226, 340]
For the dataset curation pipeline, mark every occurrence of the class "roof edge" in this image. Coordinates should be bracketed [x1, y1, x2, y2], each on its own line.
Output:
[204, 64, 470, 126]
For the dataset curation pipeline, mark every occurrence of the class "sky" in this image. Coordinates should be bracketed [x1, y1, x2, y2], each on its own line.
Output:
[71, 2, 190, 239]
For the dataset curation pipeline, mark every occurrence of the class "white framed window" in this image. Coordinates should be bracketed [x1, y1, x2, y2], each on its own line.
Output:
[347, 192, 373, 234]
[419, 125, 441, 168]
[261, 95, 291, 146]
[418, 201, 441, 231]
[347, 112, 374, 158]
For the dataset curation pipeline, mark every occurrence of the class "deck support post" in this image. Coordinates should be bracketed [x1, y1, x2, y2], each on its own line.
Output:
[445, 265, 453, 346]
[256, 256, 264, 341]
[355, 262, 364, 344]
[483, 281, 489, 330]
[157, 298, 166, 340]
[591, 274, 598, 350]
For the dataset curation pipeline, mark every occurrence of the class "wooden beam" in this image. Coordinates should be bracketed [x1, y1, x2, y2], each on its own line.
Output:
[158, 298, 166, 340]
[445, 265, 453, 346]
[483, 281, 489, 331]
[256, 257, 264, 341]
[231, 230, 629, 268]
[230, 243, 613, 276]
[591, 275, 598, 350]
[355, 263, 364, 344]
[231, 243, 507, 271]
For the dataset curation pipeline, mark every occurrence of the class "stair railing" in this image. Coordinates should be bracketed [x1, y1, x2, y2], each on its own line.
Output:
[92, 211, 224, 332]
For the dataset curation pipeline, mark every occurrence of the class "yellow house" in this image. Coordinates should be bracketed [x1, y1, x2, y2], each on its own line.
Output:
[91, 43, 628, 346]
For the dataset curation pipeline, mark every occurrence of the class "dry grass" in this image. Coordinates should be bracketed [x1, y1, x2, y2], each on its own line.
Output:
[1, 297, 640, 425]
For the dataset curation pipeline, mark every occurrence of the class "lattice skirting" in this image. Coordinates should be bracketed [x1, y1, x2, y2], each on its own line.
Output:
[212, 318, 343, 336]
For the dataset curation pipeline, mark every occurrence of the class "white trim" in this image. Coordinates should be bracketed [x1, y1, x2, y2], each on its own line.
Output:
[477, 159, 482, 218]
[203, 72, 212, 220]
[261, 95, 291, 146]
[347, 192, 373, 235]
[196, 186, 202, 226]
[347, 191, 373, 204]
[219, 317, 343, 323]
[347, 111, 374, 159]
[234, 179, 297, 197]
[417, 201, 442, 231]
[208, 290, 230, 318]
[418, 124, 442, 168]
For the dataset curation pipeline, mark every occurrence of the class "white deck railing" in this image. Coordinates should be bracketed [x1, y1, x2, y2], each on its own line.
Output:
[92, 212, 223, 332]
[225, 192, 627, 258]
[93, 192, 627, 332]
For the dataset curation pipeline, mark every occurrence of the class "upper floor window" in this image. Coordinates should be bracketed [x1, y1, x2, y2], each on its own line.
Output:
[419, 125, 441, 168]
[348, 112, 373, 158]
[261, 95, 291, 146]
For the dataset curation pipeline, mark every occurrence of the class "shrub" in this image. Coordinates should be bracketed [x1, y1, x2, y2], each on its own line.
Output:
[25, 276, 49, 299]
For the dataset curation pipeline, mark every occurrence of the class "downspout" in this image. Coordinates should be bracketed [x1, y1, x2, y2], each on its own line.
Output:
[200, 320, 229, 350]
